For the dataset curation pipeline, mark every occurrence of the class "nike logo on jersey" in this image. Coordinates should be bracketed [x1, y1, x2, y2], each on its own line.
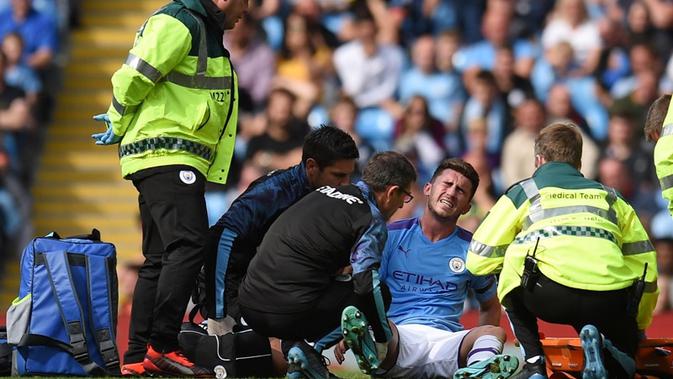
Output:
[316, 186, 364, 205]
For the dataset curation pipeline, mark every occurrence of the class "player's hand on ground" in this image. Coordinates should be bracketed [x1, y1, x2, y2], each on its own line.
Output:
[334, 339, 349, 364]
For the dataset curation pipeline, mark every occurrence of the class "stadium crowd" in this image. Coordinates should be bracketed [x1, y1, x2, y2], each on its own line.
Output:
[0, 0, 672, 314]
[202, 0, 673, 313]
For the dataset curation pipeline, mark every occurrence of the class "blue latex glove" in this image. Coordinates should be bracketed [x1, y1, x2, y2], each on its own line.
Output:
[91, 114, 122, 145]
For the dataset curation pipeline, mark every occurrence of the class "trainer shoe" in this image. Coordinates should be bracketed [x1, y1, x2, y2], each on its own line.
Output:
[286, 341, 334, 379]
[340, 305, 381, 375]
[143, 344, 212, 377]
[121, 362, 146, 376]
[453, 354, 519, 379]
[580, 325, 608, 379]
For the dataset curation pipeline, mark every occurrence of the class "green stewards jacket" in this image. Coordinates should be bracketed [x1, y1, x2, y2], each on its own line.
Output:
[106, 0, 237, 183]
[654, 98, 673, 216]
[466, 162, 658, 330]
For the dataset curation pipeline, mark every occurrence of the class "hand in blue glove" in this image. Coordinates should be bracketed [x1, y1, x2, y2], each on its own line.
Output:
[91, 114, 122, 145]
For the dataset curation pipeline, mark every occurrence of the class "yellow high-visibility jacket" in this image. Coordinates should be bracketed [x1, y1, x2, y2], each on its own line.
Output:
[467, 162, 658, 329]
[106, 0, 237, 183]
[654, 98, 673, 216]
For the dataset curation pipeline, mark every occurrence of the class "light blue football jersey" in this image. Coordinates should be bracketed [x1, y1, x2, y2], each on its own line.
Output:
[380, 218, 497, 332]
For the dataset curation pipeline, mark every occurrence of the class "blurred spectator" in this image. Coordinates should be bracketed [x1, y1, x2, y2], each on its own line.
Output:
[433, 29, 465, 131]
[0, 49, 34, 186]
[328, 95, 374, 173]
[531, 41, 581, 101]
[586, 0, 626, 23]
[492, 45, 535, 110]
[610, 69, 661, 132]
[317, 0, 358, 42]
[224, 14, 275, 112]
[543, 85, 600, 180]
[650, 210, 673, 314]
[532, 43, 609, 141]
[642, 0, 673, 30]
[333, 6, 404, 149]
[1, 32, 41, 105]
[246, 88, 310, 171]
[460, 120, 498, 231]
[599, 154, 659, 221]
[541, 0, 602, 75]
[595, 15, 630, 91]
[0, 145, 29, 261]
[333, 7, 404, 110]
[461, 118, 500, 180]
[246, 0, 283, 50]
[274, 10, 333, 118]
[0, 0, 58, 70]
[454, 9, 537, 83]
[351, 0, 401, 45]
[0, 51, 30, 133]
[0, 146, 18, 236]
[398, 34, 464, 129]
[291, 0, 340, 49]
[625, 1, 673, 58]
[599, 157, 636, 201]
[611, 43, 663, 99]
[544, 83, 590, 134]
[393, 95, 445, 183]
[334, 5, 404, 107]
[460, 70, 507, 156]
[601, 109, 655, 187]
[500, 99, 546, 188]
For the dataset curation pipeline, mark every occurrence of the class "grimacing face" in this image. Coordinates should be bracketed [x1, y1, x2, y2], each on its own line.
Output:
[425, 168, 473, 220]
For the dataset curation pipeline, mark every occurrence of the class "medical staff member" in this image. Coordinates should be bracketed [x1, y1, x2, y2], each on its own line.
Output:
[467, 122, 657, 379]
[92, 0, 247, 375]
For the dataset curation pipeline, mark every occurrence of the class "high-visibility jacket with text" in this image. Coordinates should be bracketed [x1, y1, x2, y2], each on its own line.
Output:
[466, 162, 658, 329]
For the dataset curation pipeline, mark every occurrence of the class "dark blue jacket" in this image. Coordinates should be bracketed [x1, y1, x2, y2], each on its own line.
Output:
[205, 163, 311, 319]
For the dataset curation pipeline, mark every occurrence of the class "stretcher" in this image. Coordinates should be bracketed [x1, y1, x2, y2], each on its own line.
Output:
[541, 338, 673, 378]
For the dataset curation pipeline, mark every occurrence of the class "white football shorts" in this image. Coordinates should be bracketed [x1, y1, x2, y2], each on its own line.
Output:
[382, 323, 470, 379]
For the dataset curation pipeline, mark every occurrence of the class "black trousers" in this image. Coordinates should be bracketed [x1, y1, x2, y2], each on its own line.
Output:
[503, 274, 638, 378]
[240, 280, 390, 344]
[124, 166, 209, 363]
